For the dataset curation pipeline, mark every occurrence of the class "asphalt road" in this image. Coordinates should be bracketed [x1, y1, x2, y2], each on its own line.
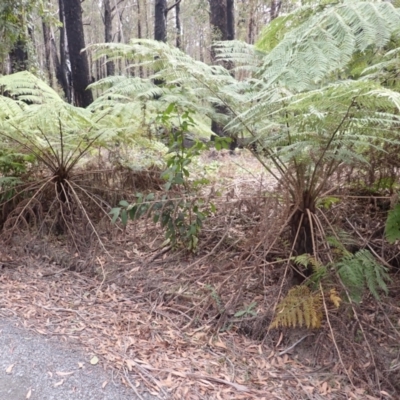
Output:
[0, 318, 158, 400]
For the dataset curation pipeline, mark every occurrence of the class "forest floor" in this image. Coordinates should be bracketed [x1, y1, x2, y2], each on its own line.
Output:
[0, 150, 399, 399]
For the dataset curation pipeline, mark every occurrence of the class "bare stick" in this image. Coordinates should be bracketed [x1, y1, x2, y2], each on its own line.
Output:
[320, 282, 355, 388]
[122, 367, 146, 400]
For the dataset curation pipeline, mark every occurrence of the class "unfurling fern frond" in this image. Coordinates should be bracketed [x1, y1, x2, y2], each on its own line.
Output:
[270, 286, 323, 329]
[336, 249, 390, 302]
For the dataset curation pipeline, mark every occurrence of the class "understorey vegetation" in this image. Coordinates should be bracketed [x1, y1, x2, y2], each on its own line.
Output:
[1, 1, 400, 398]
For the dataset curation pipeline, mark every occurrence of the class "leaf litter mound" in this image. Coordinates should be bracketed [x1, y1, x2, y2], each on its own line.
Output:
[0, 151, 399, 399]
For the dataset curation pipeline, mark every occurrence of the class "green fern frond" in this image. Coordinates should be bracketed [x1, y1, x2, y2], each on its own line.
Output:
[336, 249, 390, 302]
[256, 4, 316, 53]
[0, 95, 24, 121]
[326, 231, 357, 256]
[385, 203, 400, 243]
[292, 254, 321, 269]
[256, 1, 400, 91]
[213, 40, 265, 73]
[0, 71, 63, 104]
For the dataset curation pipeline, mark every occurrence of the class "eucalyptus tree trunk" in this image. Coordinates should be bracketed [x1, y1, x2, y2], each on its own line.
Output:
[48, 24, 68, 98]
[227, 0, 235, 41]
[270, 0, 281, 21]
[175, 1, 182, 49]
[154, 0, 167, 42]
[104, 0, 115, 76]
[137, 0, 144, 76]
[60, 0, 93, 107]
[42, 21, 54, 85]
[43, 23, 66, 91]
[209, 0, 229, 63]
[246, 0, 257, 44]
[208, 0, 236, 149]
[154, 0, 182, 43]
[58, 0, 72, 103]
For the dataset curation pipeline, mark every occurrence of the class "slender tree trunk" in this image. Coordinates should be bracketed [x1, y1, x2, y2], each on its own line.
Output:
[104, 0, 115, 76]
[42, 21, 54, 86]
[247, 0, 257, 44]
[199, 30, 205, 62]
[49, 27, 66, 95]
[270, 0, 281, 21]
[175, 2, 182, 49]
[227, 0, 235, 41]
[61, 0, 93, 107]
[59, 0, 72, 103]
[137, 0, 144, 77]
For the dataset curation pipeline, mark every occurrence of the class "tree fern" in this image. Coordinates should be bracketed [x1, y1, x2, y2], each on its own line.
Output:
[86, 1, 400, 260]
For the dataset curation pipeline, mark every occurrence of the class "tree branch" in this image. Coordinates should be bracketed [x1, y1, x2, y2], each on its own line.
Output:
[111, 0, 125, 14]
[166, 0, 182, 15]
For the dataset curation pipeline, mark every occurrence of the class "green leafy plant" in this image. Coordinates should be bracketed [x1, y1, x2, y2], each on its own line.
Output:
[111, 104, 216, 251]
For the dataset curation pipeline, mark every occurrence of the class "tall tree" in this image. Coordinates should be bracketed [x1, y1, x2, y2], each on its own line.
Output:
[175, 1, 182, 49]
[154, 0, 182, 43]
[60, 0, 93, 107]
[270, 0, 281, 21]
[209, 0, 228, 63]
[103, 0, 115, 76]
[208, 0, 235, 147]
[226, 0, 235, 41]
[154, 0, 168, 42]
[42, 21, 54, 85]
[58, 0, 72, 103]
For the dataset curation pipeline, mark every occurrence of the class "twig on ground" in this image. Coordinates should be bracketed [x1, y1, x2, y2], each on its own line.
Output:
[123, 367, 147, 400]
[34, 304, 84, 319]
[278, 334, 314, 356]
[320, 282, 355, 389]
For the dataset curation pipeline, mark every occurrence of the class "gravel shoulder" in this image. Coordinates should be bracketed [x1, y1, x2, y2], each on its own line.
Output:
[0, 318, 157, 400]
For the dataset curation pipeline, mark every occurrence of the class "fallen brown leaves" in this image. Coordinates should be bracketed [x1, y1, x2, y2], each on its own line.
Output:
[1, 153, 398, 399]
[0, 259, 345, 400]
